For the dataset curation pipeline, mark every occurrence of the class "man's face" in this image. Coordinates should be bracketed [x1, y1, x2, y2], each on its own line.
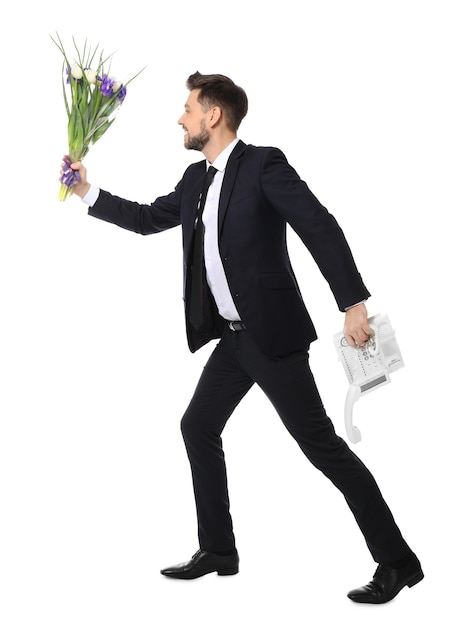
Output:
[178, 89, 210, 152]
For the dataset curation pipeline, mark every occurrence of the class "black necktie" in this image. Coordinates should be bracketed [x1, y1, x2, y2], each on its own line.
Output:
[189, 165, 217, 329]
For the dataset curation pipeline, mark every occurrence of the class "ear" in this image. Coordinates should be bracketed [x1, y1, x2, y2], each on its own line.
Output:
[208, 106, 222, 128]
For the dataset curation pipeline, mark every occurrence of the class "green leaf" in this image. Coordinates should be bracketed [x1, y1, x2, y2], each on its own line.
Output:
[76, 109, 85, 147]
[69, 107, 85, 152]
[61, 61, 71, 119]
[84, 115, 110, 143]
[92, 118, 115, 143]
[67, 108, 77, 148]
[79, 86, 90, 134]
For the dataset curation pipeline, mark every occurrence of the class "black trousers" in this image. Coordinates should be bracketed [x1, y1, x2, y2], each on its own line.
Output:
[181, 325, 411, 564]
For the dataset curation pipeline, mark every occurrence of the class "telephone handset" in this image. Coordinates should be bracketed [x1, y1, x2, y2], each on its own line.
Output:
[333, 314, 404, 443]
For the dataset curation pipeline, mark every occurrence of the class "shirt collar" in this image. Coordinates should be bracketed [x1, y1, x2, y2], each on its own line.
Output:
[207, 138, 240, 173]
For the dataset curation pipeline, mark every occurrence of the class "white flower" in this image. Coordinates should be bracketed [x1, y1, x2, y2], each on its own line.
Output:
[110, 76, 123, 93]
[84, 68, 97, 84]
[70, 63, 83, 79]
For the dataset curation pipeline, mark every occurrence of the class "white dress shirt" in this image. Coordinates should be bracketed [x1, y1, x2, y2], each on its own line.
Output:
[202, 138, 241, 321]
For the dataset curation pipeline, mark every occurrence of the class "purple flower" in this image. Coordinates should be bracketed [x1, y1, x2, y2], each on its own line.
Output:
[98, 73, 115, 97]
[118, 85, 127, 102]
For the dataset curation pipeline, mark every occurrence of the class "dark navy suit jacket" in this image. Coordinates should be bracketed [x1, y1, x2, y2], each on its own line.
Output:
[88, 140, 370, 356]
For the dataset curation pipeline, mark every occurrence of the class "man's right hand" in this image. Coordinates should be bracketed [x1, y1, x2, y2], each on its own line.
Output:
[60, 158, 91, 199]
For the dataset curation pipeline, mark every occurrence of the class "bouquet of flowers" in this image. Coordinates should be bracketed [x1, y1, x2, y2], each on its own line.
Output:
[52, 33, 144, 201]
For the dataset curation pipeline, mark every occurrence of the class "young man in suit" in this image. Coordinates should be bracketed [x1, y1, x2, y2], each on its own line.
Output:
[64, 72, 423, 603]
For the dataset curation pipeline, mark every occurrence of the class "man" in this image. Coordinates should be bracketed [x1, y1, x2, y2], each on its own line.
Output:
[64, 72, 423, 603]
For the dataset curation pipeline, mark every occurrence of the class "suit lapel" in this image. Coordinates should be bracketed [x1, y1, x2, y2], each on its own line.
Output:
[218, 140, 246, 238]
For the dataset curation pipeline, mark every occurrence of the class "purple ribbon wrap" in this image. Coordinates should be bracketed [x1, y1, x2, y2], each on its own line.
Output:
[61, 156, 81, 188]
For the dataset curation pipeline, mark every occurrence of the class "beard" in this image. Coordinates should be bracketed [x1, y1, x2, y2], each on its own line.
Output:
[184, 121, 210, 151]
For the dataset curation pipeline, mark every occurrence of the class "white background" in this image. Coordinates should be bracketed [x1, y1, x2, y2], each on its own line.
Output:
[1, 1, 466, 624]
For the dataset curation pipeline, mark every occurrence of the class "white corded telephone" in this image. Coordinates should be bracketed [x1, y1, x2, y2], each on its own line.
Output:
[333, 314, 405, 443]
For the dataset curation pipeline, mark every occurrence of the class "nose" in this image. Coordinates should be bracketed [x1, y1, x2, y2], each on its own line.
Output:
[177, 112, 185, 126]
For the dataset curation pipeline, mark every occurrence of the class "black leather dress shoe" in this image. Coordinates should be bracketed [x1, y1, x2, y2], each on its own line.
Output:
[347, 555, 424, 604]
[160, 549, 239, 580]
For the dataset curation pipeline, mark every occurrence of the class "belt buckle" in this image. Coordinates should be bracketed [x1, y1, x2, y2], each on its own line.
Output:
[228, 321, 236, 331]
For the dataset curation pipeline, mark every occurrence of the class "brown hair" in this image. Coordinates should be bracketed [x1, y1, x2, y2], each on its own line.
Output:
[186, 71, 248, 132]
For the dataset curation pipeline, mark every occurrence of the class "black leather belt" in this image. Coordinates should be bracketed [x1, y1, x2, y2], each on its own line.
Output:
[226, 320, 247, 332]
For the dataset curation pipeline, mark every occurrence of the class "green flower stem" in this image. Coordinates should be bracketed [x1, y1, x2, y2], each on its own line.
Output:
[58, 182, 74, 201]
